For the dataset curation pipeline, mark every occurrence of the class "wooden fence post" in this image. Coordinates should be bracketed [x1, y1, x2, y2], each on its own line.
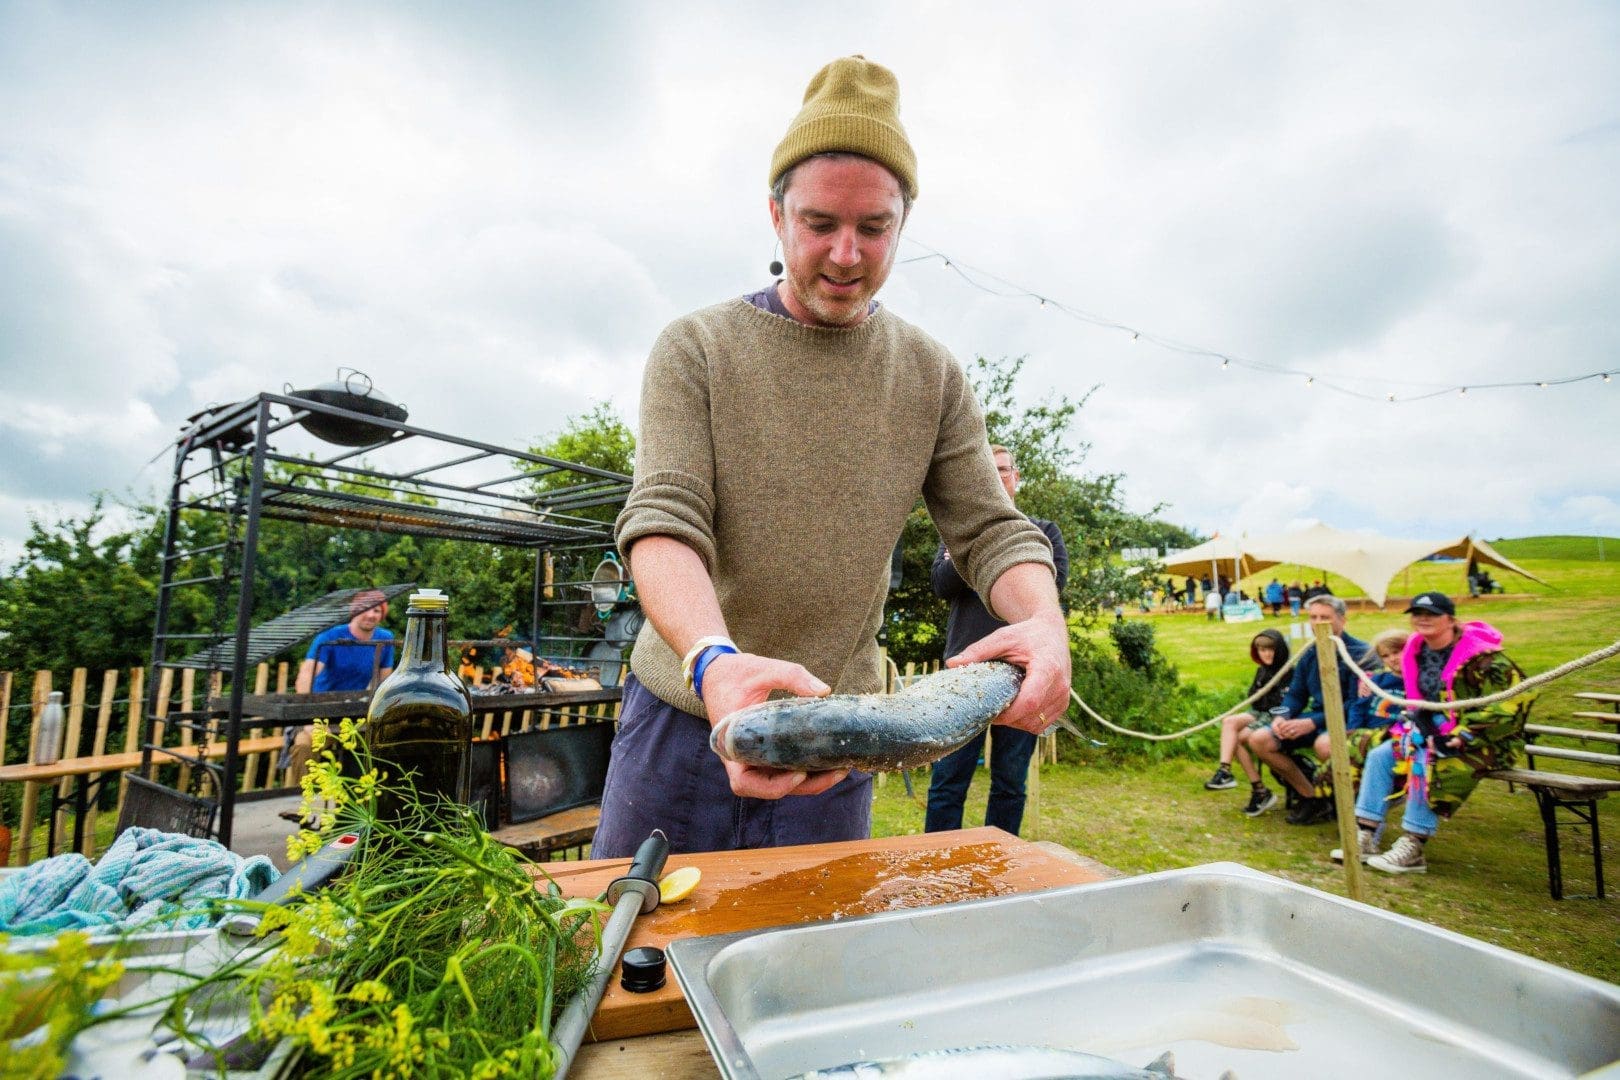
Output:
[117, 668, 145, 818]
[0, 671, 11, 866]
[17, 671, 51, 865]
[80, 669, 118, 856]
[242, 663, 270, 794]
[177, 669, 196, 792]
[1313, 621, 1365, 902]
[51, 668, 89, 855]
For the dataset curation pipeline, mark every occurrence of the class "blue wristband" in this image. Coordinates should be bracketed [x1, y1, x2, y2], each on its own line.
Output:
[691, 644, 738, 701]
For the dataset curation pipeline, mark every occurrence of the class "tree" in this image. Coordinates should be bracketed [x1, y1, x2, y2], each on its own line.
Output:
[883, 355, 1195, 665]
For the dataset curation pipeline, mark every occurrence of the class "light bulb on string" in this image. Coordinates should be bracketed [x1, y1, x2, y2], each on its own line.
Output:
[1387, 393, 1396, 403]
[1537, 381, 1547, 389]
[1305, 377, 1314, 388]
[1605, 374, 1613, 383]
[1459, 387, 1468, 396]
[1131, 332, 1139, 342]
[1220, 359, 1229, 370]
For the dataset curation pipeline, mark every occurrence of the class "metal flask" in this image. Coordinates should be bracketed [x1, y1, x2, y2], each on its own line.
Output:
[33, 691, 66, 766]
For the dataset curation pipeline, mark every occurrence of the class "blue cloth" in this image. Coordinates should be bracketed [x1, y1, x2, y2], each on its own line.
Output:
[306, 624, 395, 692]
[1356, 737, 1438, 836]
[925, 725, 1039, 835]
[592, 676, 874, 857]
[1280, 633, 1369, 733]
[0, 828, 279, 936]
[1264, 581, 1285, 605]
[1347, 669, 1405, 731]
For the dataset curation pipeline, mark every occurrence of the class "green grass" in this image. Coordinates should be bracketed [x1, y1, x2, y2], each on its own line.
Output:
[875, 539, 1620, 985]
[1493, 535, 1620, 562]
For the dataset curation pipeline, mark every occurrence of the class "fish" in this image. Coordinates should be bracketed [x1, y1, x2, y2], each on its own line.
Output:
[790, 1046, 1222, 1079]
[710, 661, 1023, 772]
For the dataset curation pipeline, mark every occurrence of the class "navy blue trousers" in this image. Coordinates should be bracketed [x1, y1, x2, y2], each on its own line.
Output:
[924, 724, 1038, 836]
[591, 676, 873, 858]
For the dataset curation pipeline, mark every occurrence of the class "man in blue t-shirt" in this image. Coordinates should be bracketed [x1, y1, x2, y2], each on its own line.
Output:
[284, 589, 395, 783]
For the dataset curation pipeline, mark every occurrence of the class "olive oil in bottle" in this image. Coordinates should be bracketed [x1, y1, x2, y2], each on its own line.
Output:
[364, 588, 472, 822]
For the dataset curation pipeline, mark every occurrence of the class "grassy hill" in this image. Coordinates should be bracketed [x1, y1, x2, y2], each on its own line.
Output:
[1492, 534, 1620, 562]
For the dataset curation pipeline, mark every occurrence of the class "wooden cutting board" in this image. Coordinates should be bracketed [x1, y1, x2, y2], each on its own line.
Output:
[538, 827, 1113, 1041]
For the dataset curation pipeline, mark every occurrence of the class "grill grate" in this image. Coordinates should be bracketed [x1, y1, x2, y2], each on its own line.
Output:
[170, 583, 416, 670]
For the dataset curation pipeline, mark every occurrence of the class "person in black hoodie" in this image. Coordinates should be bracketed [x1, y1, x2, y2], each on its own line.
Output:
[1203, 629, 1291, 816]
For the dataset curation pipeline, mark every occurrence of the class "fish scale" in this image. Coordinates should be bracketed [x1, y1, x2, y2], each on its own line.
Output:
[711, 662, 1024, 772]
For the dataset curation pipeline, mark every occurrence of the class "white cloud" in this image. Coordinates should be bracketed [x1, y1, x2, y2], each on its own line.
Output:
[0, 0, 1617, 554]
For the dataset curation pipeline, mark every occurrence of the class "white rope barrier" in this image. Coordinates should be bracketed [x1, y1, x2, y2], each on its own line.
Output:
[1071, 634, 1620, 743]
[1329, 634, 1620, 712]
[1069, 645, 1307, 743]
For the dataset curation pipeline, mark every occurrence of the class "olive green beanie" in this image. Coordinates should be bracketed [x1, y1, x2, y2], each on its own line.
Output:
[770, 55, 918, 200]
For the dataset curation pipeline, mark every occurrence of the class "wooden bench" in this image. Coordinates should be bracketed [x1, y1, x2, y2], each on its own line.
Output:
[1572, 712, 1620, 726]
[1483, 768, 1620, 900]
[1522, 744, 1620, 769]
[490, 803, 602, 862]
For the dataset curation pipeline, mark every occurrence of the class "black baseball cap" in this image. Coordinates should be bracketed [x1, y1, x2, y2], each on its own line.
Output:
[1404, 592, 1456, 617]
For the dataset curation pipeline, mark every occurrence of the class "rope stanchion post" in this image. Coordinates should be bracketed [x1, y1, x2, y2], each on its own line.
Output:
[1314, 622, 1364, 903]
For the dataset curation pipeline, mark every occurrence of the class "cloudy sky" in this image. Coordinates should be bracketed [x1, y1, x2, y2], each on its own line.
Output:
[3, 1, 1617, 563]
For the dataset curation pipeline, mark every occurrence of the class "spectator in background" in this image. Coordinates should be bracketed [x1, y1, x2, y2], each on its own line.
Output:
[1200, 574, 1213, 599]
[1204, 586, 1222, 621]
[926, 445, 1069, 837]
[1302, 580, 1326, 601]
[1264, 578, 1285, 616]
[1241, 595, 1368, 824]
[1287, 582, 1303, 616]
[1325, 628, 1410, 863]
[1347, 593, 1529, 874]
[1204, 629, 1291, 816]
[1185, 576, 1198, 606]
[282, 589, 396, 784]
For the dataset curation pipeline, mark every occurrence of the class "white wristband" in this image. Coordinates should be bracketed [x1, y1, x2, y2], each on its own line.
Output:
[682, 634, 737, 690]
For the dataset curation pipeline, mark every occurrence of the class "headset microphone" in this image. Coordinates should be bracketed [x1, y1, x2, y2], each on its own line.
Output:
[768, 259, 784, 276]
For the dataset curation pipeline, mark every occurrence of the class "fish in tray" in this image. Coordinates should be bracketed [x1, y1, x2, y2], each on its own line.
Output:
[710, 661, 1023, 772]
[792, 1046, 1230, 1079]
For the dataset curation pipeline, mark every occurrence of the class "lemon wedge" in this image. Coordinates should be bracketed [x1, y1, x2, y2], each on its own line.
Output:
[658, 865, 701, 904]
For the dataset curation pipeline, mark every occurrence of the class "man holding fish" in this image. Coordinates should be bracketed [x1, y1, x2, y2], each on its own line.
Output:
[593, 56, 1072, 857]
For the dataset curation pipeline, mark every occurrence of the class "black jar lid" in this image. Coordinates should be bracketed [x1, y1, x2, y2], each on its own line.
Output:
[620, 946, 667, 993]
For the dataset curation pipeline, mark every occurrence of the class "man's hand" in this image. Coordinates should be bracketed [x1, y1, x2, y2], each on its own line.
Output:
[1271, 717, 1316, 740]
[702, 652, 849, 800]
[945, 609, 1071, 735]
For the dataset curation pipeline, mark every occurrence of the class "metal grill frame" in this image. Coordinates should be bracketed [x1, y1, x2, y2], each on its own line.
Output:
[146, 392, 632, 845]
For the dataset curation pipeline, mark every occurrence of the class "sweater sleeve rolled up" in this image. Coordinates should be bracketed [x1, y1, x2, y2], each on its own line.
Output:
[615, 325, 720, 571]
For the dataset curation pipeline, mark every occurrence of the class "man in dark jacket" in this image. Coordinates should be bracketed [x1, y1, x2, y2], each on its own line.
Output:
[925, 446, 1069, 836]
[1242, 594, 1367, 824]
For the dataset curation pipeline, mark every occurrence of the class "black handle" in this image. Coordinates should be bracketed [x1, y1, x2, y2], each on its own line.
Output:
[605, 829, 670, 914]
[626, 830, 670, 885]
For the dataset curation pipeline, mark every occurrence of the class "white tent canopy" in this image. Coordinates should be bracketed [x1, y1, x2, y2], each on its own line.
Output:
[1236, 524, 1544, 607]
[1156, 534, 1277, 585]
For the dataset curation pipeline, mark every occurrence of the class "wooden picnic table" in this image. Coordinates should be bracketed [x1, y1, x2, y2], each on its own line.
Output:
[0, 736, 284, 856]
[0, 736, 284, 784]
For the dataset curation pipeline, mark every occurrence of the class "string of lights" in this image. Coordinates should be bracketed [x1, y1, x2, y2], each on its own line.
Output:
[898, 239, 1616, 403]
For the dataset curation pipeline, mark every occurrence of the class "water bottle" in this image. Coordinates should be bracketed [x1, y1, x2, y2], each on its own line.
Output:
[34, 691, 66, 766]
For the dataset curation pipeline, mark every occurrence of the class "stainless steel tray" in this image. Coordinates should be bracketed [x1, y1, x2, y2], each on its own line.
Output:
[669, 862, 1620, 1080]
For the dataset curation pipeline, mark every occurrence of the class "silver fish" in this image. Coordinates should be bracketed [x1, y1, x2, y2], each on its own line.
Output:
[710, 662, 1023, 772]
[791, 1046, 1215, 1079]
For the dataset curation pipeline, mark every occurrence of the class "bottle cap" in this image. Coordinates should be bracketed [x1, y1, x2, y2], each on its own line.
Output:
[407, 588, 449, 612]
[620, 946, 666, 993]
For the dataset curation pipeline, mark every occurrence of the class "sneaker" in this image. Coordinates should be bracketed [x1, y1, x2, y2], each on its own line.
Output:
[1331, 828, 1380, 864]
[1286, 795, 1335, 826]
[1242, 788, 1278, 817]
[1204, 765, 1237, 791]
[1368, 834, 1428, 874]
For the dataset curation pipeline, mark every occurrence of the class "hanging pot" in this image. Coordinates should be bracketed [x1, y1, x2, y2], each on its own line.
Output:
[285, 368, 409, 446]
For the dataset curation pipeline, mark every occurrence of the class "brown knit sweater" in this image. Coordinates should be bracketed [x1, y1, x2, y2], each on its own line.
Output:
[615, 299, 1055, 717]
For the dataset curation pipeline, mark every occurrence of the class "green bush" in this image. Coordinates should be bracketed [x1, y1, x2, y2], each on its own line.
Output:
[1062, 632, 1232, 762]
[1108, 619, 1159, 672]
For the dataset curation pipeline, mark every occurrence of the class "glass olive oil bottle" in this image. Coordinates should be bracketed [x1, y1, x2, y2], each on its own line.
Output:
[365, 588, 472, 822]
